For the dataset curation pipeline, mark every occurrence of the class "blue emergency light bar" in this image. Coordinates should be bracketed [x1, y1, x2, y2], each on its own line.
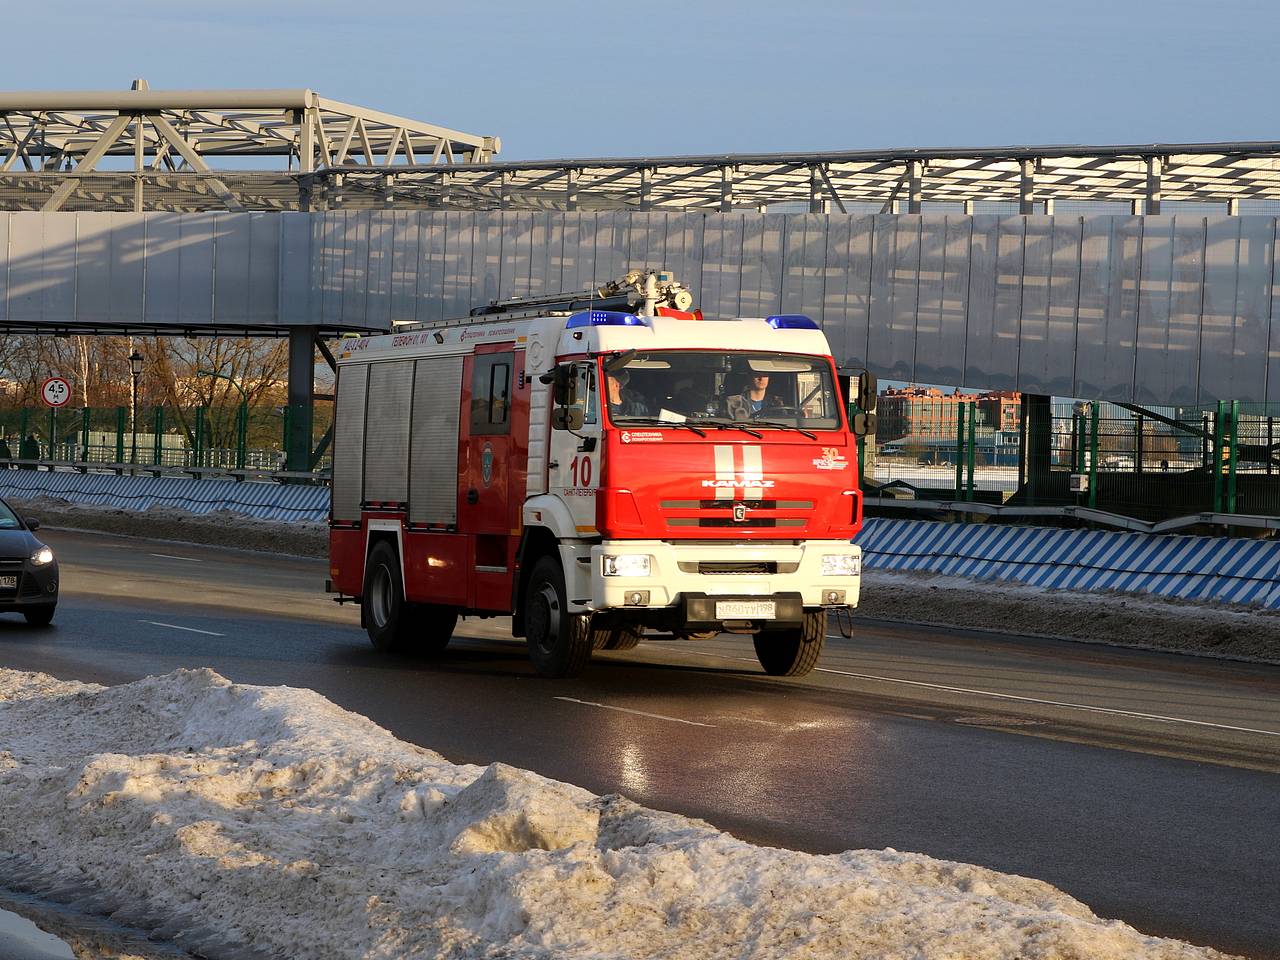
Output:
[765, 314, 819, 330]
[566, 310, 651, 329]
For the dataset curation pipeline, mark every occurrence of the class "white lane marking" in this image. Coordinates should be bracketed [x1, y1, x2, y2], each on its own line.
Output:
[685, 652, 1280, 738]
[554, 696, 716, 728]
[812, 667, 1280, 738]
[139, 620, 225, 637]
[149, 553, 203, 563]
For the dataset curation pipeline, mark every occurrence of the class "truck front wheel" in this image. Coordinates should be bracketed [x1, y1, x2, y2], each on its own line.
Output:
[753, 610, 826, 677]
[525, 557, 593, 678]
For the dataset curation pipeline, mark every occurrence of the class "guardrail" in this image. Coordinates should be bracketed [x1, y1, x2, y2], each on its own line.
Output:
[0, 465, 330, 522]
[0, 458, 329, 485]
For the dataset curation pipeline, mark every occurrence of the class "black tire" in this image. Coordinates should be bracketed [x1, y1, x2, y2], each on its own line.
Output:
[594, 626, 642, 651]
[363, 541, 412, 653]
[525, 557, 593, 677]
[753, 610, 826, 677]
[23, 605, 55, 627]
[405, 603, 458, 657]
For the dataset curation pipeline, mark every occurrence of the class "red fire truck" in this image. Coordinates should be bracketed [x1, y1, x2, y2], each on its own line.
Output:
[327, 271, 872, 678]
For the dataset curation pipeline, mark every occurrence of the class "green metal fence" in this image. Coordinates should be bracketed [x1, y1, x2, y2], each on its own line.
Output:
[865, 397, 1280, 523]
[0, 403, 333, 473]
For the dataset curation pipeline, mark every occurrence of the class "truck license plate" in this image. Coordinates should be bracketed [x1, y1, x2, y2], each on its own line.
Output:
[0, 576, 16, 590]
[716, 600, 775, 619]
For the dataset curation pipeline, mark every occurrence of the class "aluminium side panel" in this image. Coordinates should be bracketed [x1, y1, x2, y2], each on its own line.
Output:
[1044, 216, 1083, 398]
[332, 364, 369, 522]
[1198, 216, 1241, 402]
[1166, 216, 1208, 406]
[409, 355, 465, 526]
[1227, 216, 1274, 403]
[912, 215, 947, 385]
[363, 360, 414, 503]
[1100, 217, 1143, 399]
[1073, 217, 1114, 398]
[39, 212, 77, 325]
[212, 212, 252, 326]
[1133, 216, 1175, 405]
[1017, 216, 1053, 394]
[963, 215, 1001, 387]
[1269, 221, 1280, 404]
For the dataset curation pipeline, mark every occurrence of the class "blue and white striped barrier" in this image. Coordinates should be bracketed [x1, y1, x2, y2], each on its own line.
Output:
[855, 517, 1280, 609]
[0, 470, 329, 523]
[3, 473, 1275, 609]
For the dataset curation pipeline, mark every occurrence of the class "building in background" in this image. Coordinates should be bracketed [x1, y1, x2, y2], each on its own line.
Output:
[878, 386, 1021, 442]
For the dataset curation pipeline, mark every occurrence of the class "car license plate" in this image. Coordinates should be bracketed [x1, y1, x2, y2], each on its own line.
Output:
[716, 600, 776, 619]
[0, 576, 16, 590]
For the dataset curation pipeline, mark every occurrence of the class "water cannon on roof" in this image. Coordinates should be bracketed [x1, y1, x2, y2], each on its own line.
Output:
[469, 269, 695, 319]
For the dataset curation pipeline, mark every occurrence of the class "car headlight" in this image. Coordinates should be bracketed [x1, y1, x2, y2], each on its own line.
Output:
[602, 554, 651, 577]
[821, 554, 859, 577]
[30, 546, 54, 566]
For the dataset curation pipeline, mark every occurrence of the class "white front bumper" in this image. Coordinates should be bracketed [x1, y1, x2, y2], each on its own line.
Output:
[589, 539, 861, 611]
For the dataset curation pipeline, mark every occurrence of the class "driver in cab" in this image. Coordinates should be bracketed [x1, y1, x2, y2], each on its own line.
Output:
[605, 368, 649, 418]
[726, 373, 787, 420]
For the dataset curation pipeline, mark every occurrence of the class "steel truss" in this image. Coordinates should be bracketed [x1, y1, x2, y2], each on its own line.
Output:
[0, 82, 498, 212]
[311, 142, 1280, 213]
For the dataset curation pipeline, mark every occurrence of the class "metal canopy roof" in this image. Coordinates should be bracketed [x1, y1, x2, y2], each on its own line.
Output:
[0, 83, 499, 212]
[330, 141, 1280, 213]
[0, 84, 1275, 213]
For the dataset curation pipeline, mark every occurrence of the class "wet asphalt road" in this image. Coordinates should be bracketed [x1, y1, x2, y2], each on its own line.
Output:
[0, 529, 1277, 958]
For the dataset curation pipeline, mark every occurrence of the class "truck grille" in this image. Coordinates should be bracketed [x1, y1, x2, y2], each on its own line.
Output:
[660, 499, 812, 530]
[676, 560, 801, 575]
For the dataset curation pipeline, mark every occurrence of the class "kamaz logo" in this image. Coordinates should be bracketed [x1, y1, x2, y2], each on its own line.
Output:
[701, 479, 775, 488]
[706, 446, 769, 501]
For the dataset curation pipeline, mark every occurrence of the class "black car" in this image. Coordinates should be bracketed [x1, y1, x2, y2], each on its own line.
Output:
[0, 498, 57, 625]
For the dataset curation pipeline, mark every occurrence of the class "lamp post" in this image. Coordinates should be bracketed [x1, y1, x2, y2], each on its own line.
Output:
[196, 369, 249, 469]
[128, 350, 143, 465]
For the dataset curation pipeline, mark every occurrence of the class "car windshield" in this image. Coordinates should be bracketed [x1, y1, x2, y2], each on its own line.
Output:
[0, 501, 19, 529]
[603, 350, 843, 431]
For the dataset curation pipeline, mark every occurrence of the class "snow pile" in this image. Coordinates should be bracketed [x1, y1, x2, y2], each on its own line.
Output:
[0, 669, 1233, 960]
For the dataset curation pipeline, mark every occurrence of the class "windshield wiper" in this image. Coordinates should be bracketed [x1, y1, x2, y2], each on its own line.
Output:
[694, 417, 763, 439]
[614, 417, 707, 438]
[746, 420, 818, 440]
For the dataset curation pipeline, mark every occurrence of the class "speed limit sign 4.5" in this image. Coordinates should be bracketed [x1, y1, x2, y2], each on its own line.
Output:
[41, 377, 71, 408]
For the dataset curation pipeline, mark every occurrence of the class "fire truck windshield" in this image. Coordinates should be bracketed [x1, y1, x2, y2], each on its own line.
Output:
[603, 350, 843, 431]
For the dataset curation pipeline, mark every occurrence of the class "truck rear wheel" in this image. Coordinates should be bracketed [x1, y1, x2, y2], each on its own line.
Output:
[525, 557, 593, 678]
[363, 541, 412, 653]
[753, 610, 826, 677]
[406, 603, 458, 656]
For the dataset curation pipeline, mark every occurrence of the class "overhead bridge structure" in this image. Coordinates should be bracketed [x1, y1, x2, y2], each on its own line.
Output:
[4, 85, 1280, 469]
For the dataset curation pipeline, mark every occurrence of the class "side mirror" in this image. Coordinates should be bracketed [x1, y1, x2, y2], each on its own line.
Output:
[552, 366, 575, 406]
[24, 517, 40, 531]
[552, 406, 586, 431]
[852, 412, 877, 437]
[857, 371, 878, 413]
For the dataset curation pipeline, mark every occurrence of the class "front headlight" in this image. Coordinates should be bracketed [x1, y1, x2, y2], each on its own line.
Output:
[30, 546, 54, 566]
[602, 554, 651, 577]
[821, 553, 859, 577]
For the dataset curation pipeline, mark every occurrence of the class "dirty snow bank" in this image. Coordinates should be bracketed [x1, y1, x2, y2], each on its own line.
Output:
[0, 669, 1233, 960]
[858, 568, 1280, 663]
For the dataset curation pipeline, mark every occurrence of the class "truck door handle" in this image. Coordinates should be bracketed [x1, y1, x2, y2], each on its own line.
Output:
[466, 488, 479, 504]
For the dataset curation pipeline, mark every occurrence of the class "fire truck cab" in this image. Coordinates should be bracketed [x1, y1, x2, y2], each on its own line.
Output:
[328, 272, 866, 678]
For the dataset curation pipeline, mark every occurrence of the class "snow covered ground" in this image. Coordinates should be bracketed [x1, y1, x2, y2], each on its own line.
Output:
[0, 668, 1235, 959]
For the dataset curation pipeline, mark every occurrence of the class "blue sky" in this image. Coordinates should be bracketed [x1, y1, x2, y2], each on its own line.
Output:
[8, 0, 1277, 161]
